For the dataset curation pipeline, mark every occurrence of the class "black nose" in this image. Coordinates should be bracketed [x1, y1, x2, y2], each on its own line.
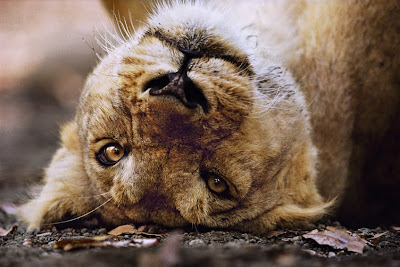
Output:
[143, 54, 209, 112]
[145, 72, 208, 112]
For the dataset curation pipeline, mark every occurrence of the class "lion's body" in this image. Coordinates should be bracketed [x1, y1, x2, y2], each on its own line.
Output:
[19, 0, 400, 232]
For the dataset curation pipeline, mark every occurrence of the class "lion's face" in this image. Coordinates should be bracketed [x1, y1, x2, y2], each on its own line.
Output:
[76, 10, 325, 230]
[77, 22, 271, 227]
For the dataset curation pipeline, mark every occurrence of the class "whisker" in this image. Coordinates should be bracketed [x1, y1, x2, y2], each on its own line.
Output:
[46, 197, 113, 226]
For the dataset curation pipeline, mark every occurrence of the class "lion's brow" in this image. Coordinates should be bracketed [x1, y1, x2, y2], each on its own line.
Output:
[142, 30, 255, 77]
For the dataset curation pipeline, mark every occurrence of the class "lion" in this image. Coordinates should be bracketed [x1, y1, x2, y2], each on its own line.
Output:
[19, 0, 400, 232]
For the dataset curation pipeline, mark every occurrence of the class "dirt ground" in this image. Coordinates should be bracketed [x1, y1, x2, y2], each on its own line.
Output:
[0, 1, 399, 266]
[0, 208, 399, 266]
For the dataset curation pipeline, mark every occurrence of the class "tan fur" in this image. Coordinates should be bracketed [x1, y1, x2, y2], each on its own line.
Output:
[19, 1, 399, 232]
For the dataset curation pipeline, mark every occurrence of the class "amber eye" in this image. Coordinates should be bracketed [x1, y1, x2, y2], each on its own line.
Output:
[206, 174, 228, 194]
[97, 143, 124, 166]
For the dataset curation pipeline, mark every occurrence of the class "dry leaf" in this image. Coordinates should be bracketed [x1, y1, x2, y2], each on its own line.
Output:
[55, 235, 110, 250]
[303, 226, 367, 253]
[55, 235, 159, 251]
[370, 231, 388, 240]
[108, 225, 137, 235]
[108, 224, 164, 237]
[0, 225, 17, 236]
[265, 230, 287, 238]
[138, 225, 148, 232]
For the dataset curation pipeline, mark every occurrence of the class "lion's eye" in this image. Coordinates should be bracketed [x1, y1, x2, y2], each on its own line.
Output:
[97, 143, 124, 166]
[206, 173, 228, 194]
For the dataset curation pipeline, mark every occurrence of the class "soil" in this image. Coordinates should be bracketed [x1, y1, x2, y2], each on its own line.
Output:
[1, 1, 399, 266]
[0, 207, 400, 266]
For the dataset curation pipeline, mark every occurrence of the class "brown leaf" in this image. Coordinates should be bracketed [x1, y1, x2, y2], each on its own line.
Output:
[265, 230, 287, 238]
[54, 235, 159, 251]
[55, 235, 110, 251]
[108, 224, 164, 238]
[0, 225, 17, 236]
[138, 225, 148, 232]
[303, 226, 367, 253]
[108, 225, 137, 235]
[370, 231, 388, 240]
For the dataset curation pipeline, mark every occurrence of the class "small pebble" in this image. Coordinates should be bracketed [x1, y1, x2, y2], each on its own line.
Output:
[363, 244, 372, 252]
[378, 241, 390, 248]
[337, 250, 346, 256]
[292, 236, 301, 241]
[40, 252, 50, 257]
[226, 236, 234, 242]
[98, 228, 107, 235]
[224, 242, 241, 249]
[37, 232, 52, 237]
[188, 239, 206, 247]
[22, 238, 33, 247]
[148, 227, 158, 234]
[302, 249, 316, 256]
[61, 228, 72, 234]
[328, 252, 336, 258]
[80, 228, 88, 234]
[27, 229, 39, 235]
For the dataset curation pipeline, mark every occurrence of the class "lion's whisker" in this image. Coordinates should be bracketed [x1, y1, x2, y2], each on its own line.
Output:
[45, 197, 113, 226]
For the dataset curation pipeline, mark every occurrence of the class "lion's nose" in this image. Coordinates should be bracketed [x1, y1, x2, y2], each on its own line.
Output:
[143, 55, 209, 112]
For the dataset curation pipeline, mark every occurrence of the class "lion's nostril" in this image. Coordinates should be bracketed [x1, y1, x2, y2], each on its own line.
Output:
[144, 72, 209, 112]
[181, 75, 209, 112]
[142, 74, 170, 93]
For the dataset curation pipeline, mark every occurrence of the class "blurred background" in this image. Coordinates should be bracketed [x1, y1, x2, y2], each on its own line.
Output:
[0, 1, 112, 202]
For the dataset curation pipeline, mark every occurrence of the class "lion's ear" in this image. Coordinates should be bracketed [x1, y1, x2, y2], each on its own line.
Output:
[18, 121, 93, 230]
